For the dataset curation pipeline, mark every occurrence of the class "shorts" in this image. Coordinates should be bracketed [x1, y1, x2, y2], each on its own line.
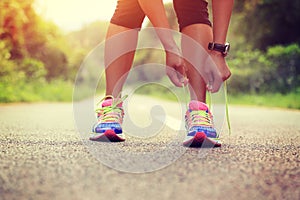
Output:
[110, 0, 211, 31]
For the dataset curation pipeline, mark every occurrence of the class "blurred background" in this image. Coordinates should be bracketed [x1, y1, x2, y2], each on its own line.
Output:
[0, 0, 299, 109]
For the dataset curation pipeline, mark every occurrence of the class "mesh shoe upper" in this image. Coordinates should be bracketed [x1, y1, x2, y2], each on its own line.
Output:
[92, 97, 124, 134]
[185, 100, 218, 138]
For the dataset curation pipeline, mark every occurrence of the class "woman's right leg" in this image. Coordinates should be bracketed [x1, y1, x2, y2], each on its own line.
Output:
[105, 0, 145, 98]
[90, 0, 145, 142]
[105, 24, 139, 97]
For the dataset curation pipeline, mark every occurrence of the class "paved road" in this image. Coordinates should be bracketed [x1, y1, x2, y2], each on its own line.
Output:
[0, 97, 299, 200]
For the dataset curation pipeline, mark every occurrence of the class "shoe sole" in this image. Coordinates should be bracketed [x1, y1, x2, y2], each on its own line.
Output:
[183, 132, 221, 148]
[89, 130, 125, 142]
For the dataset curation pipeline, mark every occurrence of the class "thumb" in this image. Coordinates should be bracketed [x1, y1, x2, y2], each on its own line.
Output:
[166, 66, 183, 87]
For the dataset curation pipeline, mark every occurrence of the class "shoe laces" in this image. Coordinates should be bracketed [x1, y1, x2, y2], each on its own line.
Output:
[182, 80, 231, 135]
[95, 95, 127, 124]
[186, 110, 213, 129]
[224, 81, 231, 135]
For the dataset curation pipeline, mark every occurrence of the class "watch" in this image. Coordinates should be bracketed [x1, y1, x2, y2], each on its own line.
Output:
[208, 42, 230, 56]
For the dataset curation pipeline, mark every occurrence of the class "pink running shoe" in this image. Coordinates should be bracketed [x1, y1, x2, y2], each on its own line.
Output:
[184, 100, 221, 148]
[90, 95, 126, 142]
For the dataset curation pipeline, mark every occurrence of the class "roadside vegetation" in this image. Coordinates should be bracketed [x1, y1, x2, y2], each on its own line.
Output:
[0, 0, 299, 109]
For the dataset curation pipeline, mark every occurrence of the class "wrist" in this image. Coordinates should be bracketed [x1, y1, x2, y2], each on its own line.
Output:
[208, 42, 230, 57]
[212, 38, 226, 44]
[210, 50, 224, 57]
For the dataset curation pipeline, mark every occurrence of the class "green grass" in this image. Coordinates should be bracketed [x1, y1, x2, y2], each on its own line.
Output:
[133, 83, 299, 110]
[1, 80, 299, 110]
[35, 80, 73, 102]
[0, 80, 73, 103]
[228, 93, 300, 110]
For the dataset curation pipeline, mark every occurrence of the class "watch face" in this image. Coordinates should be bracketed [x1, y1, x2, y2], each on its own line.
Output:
[224, 43, 230, 53]
[208, 42, 230, 56]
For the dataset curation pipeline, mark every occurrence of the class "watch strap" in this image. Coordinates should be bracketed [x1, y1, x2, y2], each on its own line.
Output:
[208, 42, 230, 56]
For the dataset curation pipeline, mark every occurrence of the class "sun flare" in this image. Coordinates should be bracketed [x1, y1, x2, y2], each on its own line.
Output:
[34, 0, 117, 31]
[34, 0, 172, 31]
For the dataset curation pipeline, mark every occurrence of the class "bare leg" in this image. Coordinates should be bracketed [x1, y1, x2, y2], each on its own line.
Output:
[105, 23, 139, 97]
[181, 24, 213, 102]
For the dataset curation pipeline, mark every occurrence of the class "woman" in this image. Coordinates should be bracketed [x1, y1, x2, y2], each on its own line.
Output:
[90, 0, 233, 147]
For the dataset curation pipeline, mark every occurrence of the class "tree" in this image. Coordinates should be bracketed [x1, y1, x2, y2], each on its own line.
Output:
[234, 0, 300, 50]
[0, 0, 71, 80]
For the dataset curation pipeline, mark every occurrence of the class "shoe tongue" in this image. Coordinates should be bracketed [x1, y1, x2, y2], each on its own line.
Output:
[188, 100, 208, 111]
[102, 98, 123, 107]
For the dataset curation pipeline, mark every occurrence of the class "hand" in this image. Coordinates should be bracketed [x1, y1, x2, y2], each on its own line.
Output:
[203, 51, 231, 93]
[165, 50, 188, 87]
[210, 51, 231, 81]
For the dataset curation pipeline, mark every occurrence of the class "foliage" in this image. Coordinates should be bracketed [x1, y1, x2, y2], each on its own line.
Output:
[233, 0, 300, 50]
[0, 0, 76, 102]
[228, 44, 300, 94]
[67, 21, 109, 51]
[228, 92, 300, 110]
[19, 58, 46, 80]
[0, 0, 72, 80]
[0, 78, 73, 103]
[0, 40, 70, 102]
[65, 20, 110, 82]
[0, 0, 299, 108]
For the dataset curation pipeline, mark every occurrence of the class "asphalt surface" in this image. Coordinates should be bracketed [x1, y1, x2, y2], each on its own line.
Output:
[0, 97, 299, 200]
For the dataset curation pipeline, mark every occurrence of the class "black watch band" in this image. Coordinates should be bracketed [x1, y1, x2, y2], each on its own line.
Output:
[208, 42, 230, 56]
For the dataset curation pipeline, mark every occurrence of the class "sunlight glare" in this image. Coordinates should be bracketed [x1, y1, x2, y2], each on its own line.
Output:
[35, 0, 117, 31]
[35, 0, 172, 31]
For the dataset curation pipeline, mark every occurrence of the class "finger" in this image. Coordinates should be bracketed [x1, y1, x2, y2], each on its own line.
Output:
[175, 63, 189, 86]
[211, 74, 223, 93]
[222, 71, 231, 81]
[166, 68, 183, 87]
[204, 56, 224, 93]
[204, 70, 214, 92]
[177, 69, 189, 86]
[203, 65, 221, 93]
[181, 77, 189, 86]
[174, 63, 185, 76]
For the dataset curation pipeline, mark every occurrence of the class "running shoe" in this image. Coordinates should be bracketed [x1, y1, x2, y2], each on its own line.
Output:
[90, 95, 126, 142]
[183, 100, 221, 147]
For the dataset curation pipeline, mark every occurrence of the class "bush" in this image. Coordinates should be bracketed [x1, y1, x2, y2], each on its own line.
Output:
[266, 44, 300, 93]
[0, 41, 72, 102]
[227, 44, 300, 94]
[19, 58, 46, 81]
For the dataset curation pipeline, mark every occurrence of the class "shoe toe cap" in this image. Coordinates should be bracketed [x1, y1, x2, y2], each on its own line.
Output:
[188, 126, 217, 138]
[93, 122, 122, 133]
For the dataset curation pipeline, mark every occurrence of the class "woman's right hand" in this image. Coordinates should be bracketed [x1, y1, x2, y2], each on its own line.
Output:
[165, 49, 188, 87]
